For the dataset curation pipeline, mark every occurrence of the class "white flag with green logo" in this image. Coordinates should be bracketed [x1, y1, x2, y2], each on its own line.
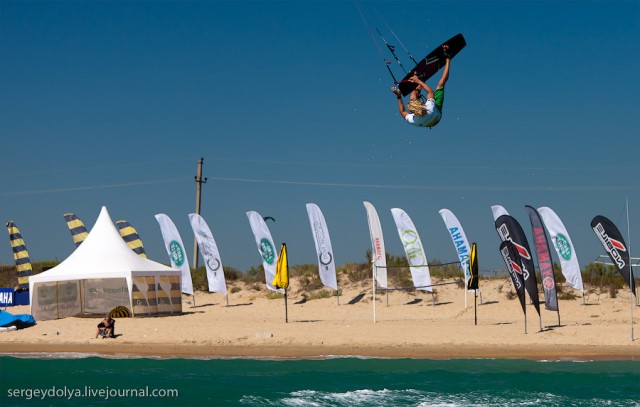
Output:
[537, 207, 584, 292]
[155, 213, 193, 295]
[246, 211, 283, 293]
[391, 208, 432, 292]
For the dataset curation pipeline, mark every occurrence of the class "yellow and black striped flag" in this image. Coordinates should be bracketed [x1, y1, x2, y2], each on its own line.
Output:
[5, 221, 33, 289]
[116, 220, 147, 258]
[63, 213, 88, 247]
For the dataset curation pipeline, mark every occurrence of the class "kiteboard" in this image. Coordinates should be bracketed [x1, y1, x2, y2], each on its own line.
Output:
[398, 33, 466, 96]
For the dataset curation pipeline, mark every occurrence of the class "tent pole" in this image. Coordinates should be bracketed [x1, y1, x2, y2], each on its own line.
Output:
[56, 282, 60, 319]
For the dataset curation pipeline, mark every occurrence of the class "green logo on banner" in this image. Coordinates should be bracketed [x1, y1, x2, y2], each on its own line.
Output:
[555, 234, 572, 260]
[169, 240, 185, 266]
[259, 238, 275, 265]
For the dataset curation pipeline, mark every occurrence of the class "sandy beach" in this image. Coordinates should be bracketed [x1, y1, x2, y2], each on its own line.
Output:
[2, 278, 639, 360]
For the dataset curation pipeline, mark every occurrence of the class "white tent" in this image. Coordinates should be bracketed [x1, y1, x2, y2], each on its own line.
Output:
[29, 206, 182, 320]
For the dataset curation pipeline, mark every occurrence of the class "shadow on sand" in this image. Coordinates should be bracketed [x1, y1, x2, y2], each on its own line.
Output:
[348, 293, 366, 305]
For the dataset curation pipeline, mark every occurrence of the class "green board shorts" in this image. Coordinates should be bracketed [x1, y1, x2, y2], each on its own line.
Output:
[434, 86, 445, 112]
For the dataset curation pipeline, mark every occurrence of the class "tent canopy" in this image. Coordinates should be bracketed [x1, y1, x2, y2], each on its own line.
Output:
[29, 207, 181, 320]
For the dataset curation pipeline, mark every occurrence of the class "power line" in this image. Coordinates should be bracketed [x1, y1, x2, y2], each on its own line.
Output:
[203, 156, 640, 172]
[0, 158, 193, 177]
[0, 177, 188, 197]
[205, 175, 639, 192]
[2, 174, 638, 198]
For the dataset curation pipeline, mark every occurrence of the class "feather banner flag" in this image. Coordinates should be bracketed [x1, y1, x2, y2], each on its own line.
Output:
[391, 208, 432, 291]
[499, 240, 527, 317]
[63, 213, 89, 247]
[305, 203, 337, 290]
[467, 243, 479, 291]
[274, 243, 289, 323]
[246, 211, 283, 293]
[439, 209, 472, 285]
[492, 205, 541, 316]
[537, 207, 584, 292]
[273, 243, 289, 290]
[5, 221, 32, 289]
[116, 220, 147, 258]
[525, 206, 559, 312]
[363, 201, 387, 288]
[189, 213, 226, 294]
[155, 214, 193, 295]
[591, 215, 636, 296]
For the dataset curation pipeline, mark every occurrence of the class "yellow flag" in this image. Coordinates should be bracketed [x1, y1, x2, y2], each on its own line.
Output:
[273, 243, 289, 290]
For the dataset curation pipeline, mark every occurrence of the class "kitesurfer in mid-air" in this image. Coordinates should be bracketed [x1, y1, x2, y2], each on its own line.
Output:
[391, 45, 451, 128]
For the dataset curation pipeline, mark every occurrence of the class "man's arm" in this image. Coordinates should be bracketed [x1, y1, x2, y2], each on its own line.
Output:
[391, 87, 409, 118]
[408, 75, 434, 99]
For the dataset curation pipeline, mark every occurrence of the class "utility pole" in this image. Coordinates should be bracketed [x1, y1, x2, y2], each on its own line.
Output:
[193, 157, 207, 269]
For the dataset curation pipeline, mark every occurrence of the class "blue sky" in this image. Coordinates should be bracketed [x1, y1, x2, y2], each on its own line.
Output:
[1, 1, 638, 276]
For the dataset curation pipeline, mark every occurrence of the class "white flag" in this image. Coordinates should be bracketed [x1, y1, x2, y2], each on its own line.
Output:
[491, 204, 509, 221]
[188, 213, 226, 294]
[391, 208, 432, 292]
[537, 207, 584, 292]
[363, 201, 387, 288]
[155, 214, 193, 295]
[306, 203, 337, 290]
[246, 211, 282, 293]
[439, 208, 472, 283]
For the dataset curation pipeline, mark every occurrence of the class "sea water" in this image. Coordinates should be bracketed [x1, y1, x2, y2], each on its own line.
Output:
[0, 355, 638, 406]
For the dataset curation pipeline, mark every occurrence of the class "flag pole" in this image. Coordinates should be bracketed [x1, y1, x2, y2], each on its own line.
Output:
[474, 289, 477, 326]
[284, 288, 288, 323]
[539, 314, 542, 332]
[626, 197, 634, 341]
[373, 264, 377, 324]
[462, 264, 467, 308]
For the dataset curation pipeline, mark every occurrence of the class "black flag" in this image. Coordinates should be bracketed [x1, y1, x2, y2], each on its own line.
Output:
[499, 241, 527, 315]
[525, 206, 559, 311]
[495, 215, 541, 315]
[591, 215, 636, 296]
[467, 243, 479, 290]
